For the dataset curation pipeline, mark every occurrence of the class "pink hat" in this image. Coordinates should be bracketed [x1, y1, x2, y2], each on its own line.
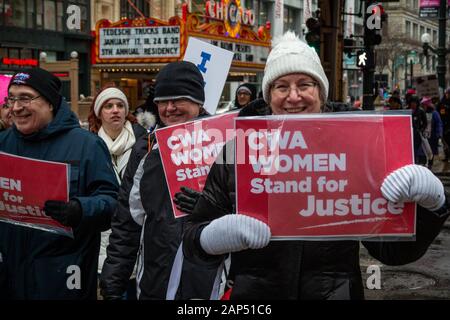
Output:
[421, 96, 433, 108]
[406, 89, 416, 95]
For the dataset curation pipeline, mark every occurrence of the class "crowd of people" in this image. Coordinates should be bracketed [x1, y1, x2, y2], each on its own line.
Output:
[0, 31, 449, 300]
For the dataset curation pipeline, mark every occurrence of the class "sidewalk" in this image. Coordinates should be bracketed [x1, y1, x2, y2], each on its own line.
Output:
[360, 156, 450, 300]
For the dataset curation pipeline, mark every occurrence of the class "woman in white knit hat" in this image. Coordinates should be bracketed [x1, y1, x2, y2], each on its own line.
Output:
[88, 85, 146, 298]
[182, 31, 449, 299]
[88, 85, 147, 182]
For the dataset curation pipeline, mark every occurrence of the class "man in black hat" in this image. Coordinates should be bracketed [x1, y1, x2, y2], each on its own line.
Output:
[0, 67, 119, 299]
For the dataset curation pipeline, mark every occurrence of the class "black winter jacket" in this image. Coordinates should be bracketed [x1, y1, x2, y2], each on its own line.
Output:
[183, 106, 449, 300]
[100, 132, 149, 298]
[101, 118, 218, 300]
[0, 99, 119, 300]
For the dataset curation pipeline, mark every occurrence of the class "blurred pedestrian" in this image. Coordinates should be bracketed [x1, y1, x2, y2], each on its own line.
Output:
[232, 83, 257, 110]
[0, 102, 12, 131]
[421, 96, 443, 169]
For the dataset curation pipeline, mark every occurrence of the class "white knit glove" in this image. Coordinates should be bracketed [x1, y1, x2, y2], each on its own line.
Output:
[200, 214, 271, 255]
[381, 164, 445, 211]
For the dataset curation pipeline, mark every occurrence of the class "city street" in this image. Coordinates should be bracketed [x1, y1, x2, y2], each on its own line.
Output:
[361, 158, 450, 300]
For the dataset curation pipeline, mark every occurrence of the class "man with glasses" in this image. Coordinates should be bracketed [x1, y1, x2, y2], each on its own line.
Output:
[0, 67, 118, 299]
[182, 32, 449, 299]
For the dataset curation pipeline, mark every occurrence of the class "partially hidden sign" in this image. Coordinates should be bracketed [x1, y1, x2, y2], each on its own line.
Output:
[183, 37, 234, 115]
[235, 113, 415, 240]
[156, 112, 238, 218]
[0, 152, 71, 237]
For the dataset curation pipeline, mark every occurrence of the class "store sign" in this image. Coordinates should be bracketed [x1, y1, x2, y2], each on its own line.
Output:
[199, 38, 268, 65]
[2, 58, 38, 67]
[99, 26, 181, 59]
[419, 0, 450, 18]
[205, 0, 256, 37]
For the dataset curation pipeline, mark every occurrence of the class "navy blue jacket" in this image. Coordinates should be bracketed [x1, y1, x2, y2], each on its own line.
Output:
[0, 99, 119, 299]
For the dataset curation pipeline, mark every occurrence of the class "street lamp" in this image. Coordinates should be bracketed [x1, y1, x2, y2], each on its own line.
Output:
[420, 0, 450, 96]
[39, 51, 47, 62]
[70, 51, 78, 59]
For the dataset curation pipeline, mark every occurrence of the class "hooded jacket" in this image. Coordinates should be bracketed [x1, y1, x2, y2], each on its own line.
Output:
[183, 104, 449, 300]
[0, 99, 118, 299]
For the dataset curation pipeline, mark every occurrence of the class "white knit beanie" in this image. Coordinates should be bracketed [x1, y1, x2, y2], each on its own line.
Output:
[262, 31, 329, 104]
[94, 87, 129, 117]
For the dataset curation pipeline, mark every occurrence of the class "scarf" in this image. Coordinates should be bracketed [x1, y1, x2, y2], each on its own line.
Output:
[98, 120, 136, 182]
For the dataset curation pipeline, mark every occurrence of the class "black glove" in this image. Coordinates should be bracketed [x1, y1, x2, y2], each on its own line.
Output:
[173, 186, 201, 215]
[44, 199, 83, 228]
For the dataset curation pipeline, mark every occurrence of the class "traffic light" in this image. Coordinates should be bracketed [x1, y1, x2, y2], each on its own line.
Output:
[356, 49, 374, 69]
[364, 2, 386, 46]
[304, 17, 320, 54]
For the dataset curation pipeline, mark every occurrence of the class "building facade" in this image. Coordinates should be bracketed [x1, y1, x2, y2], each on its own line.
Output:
[90, 0, 338, 108]
[377, 0, 450, 93]
[0, 0, 91, 101]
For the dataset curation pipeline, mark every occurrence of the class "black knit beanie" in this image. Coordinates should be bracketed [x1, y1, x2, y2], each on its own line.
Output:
[154, 61, 205, 105]
[8, 67, 62, 110]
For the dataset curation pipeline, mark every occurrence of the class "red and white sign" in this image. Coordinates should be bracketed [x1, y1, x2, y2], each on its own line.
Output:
[0, 152, 71, 237]
[156, 112, 238, 218]
[235, 113, 415, 239]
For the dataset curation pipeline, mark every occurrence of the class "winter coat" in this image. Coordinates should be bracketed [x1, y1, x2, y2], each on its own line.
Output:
[183, 105, 449, 300]
[421, 109, 443, 155]
[0, 99, 119, 300]
[100, 132, 149, 298]
[98, 122, 147, 274]
[101, 116, 217, 300]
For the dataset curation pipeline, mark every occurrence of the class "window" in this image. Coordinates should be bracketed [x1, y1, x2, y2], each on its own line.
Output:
[405, 21, 411, 37]
[257, 0, 269, 26]
[432, 56, 436, 71]
[413, 0, 419, 9]
[412, 23, 418, 40]
[56, 0, 63, 31]
[120, 0, 149, 19]
[27, 0, 34, 28]
[420, 25, 424, 39]
[433, 30, 437, 44]
[36, 0, 43, 28]
[6, 0, 26, 27]
[43, 0, 56, 30]
[283, 6, 299, 33]
[67, 1, 89, 33]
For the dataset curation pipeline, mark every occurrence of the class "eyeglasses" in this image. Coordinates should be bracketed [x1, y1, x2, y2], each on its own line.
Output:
[271, 81, 318, 98]
[238, 91, 251, 96]
[157, 99, 192, 109]
[5, 95, 41, 107]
